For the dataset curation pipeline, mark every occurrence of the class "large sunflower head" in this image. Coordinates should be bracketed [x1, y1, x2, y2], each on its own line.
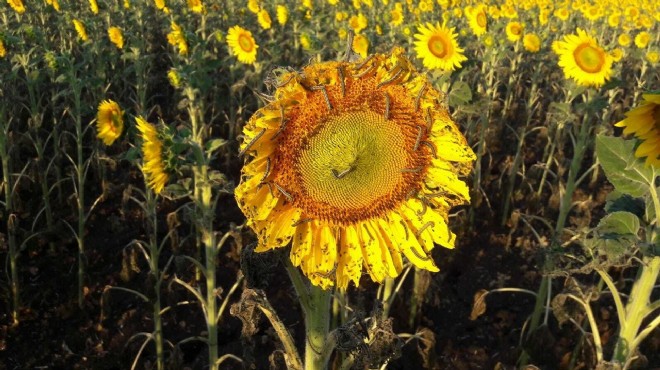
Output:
[555, 28, 613, 87]
[227, 25, 258, 65]
[96, 100, 124, 145]
[235, 48, 475, 289]
[414, 22, 467, 71]
[614, 93, 660, 168]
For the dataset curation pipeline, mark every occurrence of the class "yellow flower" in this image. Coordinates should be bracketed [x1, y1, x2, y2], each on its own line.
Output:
[610, 48, 624, 62]
[7, 0, 25, 13]
[123, 0, 129, 9]
[52, 0, 60, 11]
[390, 4, 404, 26]
[338, 28, 347, 40]
[72, 19, 88, 42]
[96, 100, 124, 145]
[300, 33, 312, 50]
[523, 33, 541, 53]
[227, 26, 258, 65]
[136, 117, 169, 194]
[414, 22, 467, 71]
[467, 4, 487, 37]
[505, 22, 523, 42]
[0, 39, 5, 58]
[352, 34, 369, 57]
[608, 13, 620, 28]
[615, 93, 660, 168]
[187, 0, 203, 13]
[635, 32, 650, 48]
[618, 33, 632, 47]
[108, 27, 124, 49]
[89, 0, 98, 14]
[235, 47, 475, 289]
[302, 0, 312, 10]
[483, 34, 494, 48]
[247, 0, 260, 14]
[554, 28, 613, 87]
[554, 7, 570, 21]
[583, 5, 602, 21]
[349, 13, 368, 33]
[154, 0, 165, 10]
[277, 5, 288, 26]
[167, 22, 188, 55]
[258, 9, 272, 30]
[335, 11, 348, 22]
[646, 50, 659, 64]
[403, 26, 411, 36]
[452, 7, 462, 18]
[539, 8, 550, 25]
[168, 69, 181, 88]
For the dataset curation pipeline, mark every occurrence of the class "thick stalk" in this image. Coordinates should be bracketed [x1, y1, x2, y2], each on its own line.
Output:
[303, 283, 332, 370]
[147, 191, 164, 370]
[612, 256, 660, 364]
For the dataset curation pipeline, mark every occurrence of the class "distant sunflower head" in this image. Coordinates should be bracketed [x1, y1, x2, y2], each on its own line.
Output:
[505, 21, 523, 42]
[72, 19, 88, 42]
[8, 0, 26, 13]
[635, 31, 650, 48]
[187, 0, 203, 13]
[414, 22, 467, 71]
[96, 100, 124, 145]
[257, 9, 272, 30]
[136, 117, 170, 194]
[167, 22, 188, 55]
[467, 4, 488, 36]
[276, 5, 288, 26]
[108, 27, 124, 49]
[523, 33, 541, 53]
[352, 34, 369, 58]
[614, 93, 660, 168]
[235, 47, 475, 289]
[227, 26, 258, 65]
[555, 28, 613, 87]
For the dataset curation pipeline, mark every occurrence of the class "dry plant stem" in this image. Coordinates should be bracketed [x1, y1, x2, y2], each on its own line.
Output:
[0, 114, 19, 324]
[614, 257, 660, 365]
[284, 258, 334, 370]
[523, 94, 595, 365]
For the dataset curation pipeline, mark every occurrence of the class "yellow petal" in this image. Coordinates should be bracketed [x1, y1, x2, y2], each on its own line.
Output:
[375, 219, 404, 275]
[290, 221, 313, 267]
[388, 211, 439, 271]
[359, 221, 388, 283]
[337, 225, 363, 289]
[254, 205, 300, 252]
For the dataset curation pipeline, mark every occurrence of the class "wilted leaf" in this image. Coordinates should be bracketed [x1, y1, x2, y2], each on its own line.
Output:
[596, 135, 656, 197]
[470, 289, 489, 320]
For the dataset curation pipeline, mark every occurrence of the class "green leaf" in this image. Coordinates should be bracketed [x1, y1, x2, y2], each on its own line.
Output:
[605, 191, 645, 218]
[597, 211, 640, 236]
[205, 139, 227, 155]
[595, 135, 656, 197]
[448, 80, 472, 107]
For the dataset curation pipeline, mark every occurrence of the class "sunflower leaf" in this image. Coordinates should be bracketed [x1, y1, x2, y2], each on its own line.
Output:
[595, 135, 656, 197]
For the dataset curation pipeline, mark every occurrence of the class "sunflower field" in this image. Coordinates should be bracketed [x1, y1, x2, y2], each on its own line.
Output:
[1, 0, 659, 369]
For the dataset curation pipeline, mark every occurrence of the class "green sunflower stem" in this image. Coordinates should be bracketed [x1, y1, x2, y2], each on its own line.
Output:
[285, 259, 333, 370]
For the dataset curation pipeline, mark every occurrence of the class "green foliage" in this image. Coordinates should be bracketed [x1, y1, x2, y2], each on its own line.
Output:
[595, 135, 656, 198]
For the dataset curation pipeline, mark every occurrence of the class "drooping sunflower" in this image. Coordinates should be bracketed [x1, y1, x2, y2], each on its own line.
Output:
[614, 93, 660, 168]
[467, 4, 487, 37]
[257, 9, 272, 30]
[235, 47, 475, 289]
[505, 21, 523, 42]
[108, 27, 124, 49]
[72, 19, 88, 42]
[226, 26, 258, 65]
[7, 0, 25, 13]
[89, 0, 98, 14]
[136, 117, 170, 194]
[96, 100, 124, 145]
[276, 5, 288, 26]
[414, 22, 467, 71]
[554, 28, 613, 87]
[167, 22, 188, 55]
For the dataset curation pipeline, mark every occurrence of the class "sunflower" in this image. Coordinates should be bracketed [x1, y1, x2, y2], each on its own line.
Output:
[72, 19, 88, 42]
[554, 7, 570, 21]
[187, 0, 203, 13]
[257, 9, 272, 30]
[227, 26, 258, 65]
[167, 22, 188, 55]
[614, 93, 660, 168]
[154, 0, 165, 9]
[467, 4, 487, 37]
[554, 28, 613, 87]
[618, 33, 632, 47]
[89, 0, 98, 14]
[96, 100, 124, 145]
[235, 47, 475, 289]
[276, 5, 288, 26]
[0, 39, 6, 58]
[7, 0, 25, 13]
[611, 48, 624, 62]
[136, 117, 170, 194]
[635, 32, 650, 48]
[523, 33, 541, 53]
[505, 21, 523, 42]
[349, 13, 368, 33]
[352, 34, 369, 58]
[646, 50, 659, 64]
[390, 3, 404, 26]
[247, 0, 259, 14]
[414, 22, 467, 71]
[168, 69, 181, 88]
[108, 27, 124, 49]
